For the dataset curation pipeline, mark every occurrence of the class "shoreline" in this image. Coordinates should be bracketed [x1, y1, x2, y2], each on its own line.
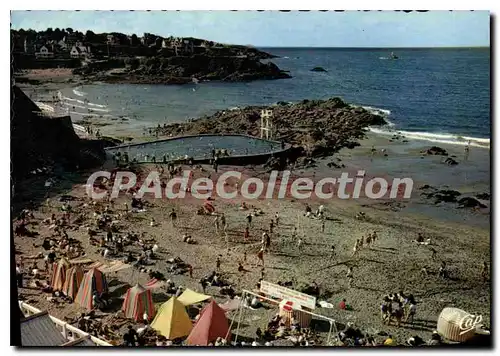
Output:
[15, 70, 491, 151]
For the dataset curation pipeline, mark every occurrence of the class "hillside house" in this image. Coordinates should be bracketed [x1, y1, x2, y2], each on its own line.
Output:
[35, 45, 54, 59]
[63, 34, 78, 49]
[57, 39, 68, 51]
[107, 34, 118, 45]
[70, 45, 91, 59]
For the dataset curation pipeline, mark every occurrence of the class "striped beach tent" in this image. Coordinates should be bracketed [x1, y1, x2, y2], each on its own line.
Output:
[50, 257, 70, 291]
[62, 265, 84, 300]
[121, 284, 155, 322]
[75, 268, 108, 311]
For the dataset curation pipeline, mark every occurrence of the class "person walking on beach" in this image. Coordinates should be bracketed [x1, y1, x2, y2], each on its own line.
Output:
[438, 261, 448, 279]
[269, 220, 274, 234]
[330, 245, 336, 260]
[261, 232, 269, 251]
[257, 248, 265, 267]
[244, 226, 250, 242]
[352, 239, 360, 257]
[464, 141, 471, 161]
[246, 213, 253, 228]
[275, 212, 280, 226]
[371, 232, 377, 245]
[405, 297, 417, 324]
[481, 261, 489, 282]
[188, 264, 193, 278]
[365, 233, 372, 247]
[216, 256, 221, 271]
[321, 219, 325, 233]
[169, 208, 177, 227]
[214, 215, 220, 233]
[346, 267, 354, 288]
[220, 213, 227, 233]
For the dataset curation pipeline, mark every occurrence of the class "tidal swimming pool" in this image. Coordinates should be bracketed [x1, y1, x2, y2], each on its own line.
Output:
[106, 134, 285, 162]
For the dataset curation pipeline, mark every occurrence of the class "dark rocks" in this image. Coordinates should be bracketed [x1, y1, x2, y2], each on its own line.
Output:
[457, 197, 487, 209]
[476, 193, 490, 200]
[418, 184, 434, 190]
[158, 97, 387, 157]
[423, 146, 449, 156]
[421, 188, 462, 204]
[444, 157, 458, 166]
[264, 156, 285, 171]
[327, 161, 345, 169]
[295, 157, 317, 168]
[78, 47, 291, 84]
[311, 66, 327, 72]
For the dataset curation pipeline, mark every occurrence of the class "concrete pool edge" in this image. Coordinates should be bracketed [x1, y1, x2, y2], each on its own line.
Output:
[105, 133, 292, 166]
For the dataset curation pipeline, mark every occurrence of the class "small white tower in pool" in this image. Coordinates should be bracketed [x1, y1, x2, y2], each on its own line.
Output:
[260, 109, 273, 140]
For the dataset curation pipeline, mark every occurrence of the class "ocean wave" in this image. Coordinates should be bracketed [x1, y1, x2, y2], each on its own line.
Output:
[361, 105, 392, 117]
[59, 92, 108, 109]
[62, 102, 109, 113]
[369, 127, 490, 148]
[73, 88, 87, 97]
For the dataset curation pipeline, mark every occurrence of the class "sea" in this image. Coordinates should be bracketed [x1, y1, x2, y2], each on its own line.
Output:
[58, 47, 490, 147]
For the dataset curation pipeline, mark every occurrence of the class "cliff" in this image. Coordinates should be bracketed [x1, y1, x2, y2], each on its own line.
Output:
[10, 85, 111, 182]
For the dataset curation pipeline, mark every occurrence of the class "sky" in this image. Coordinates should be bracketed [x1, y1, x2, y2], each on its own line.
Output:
[10, 10, 490, 47]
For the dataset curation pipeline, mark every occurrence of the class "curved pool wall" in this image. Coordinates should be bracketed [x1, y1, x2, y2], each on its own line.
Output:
[105, 134, 291, 165]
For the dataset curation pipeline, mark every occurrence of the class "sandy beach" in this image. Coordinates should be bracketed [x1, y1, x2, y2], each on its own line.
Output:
[13, 69, 491, 346]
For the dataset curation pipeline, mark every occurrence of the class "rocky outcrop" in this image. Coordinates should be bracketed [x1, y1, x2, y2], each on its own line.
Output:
[311, 67, 327, 72]
[457, 197, 487, 209]
[420, 188, 462, 204]
[476, 192, 490, 200]
[443, 157, 459, 166]
[422, 146, 448, 156]
[156, 97, 387, 158]
[75, 48, 290, 84]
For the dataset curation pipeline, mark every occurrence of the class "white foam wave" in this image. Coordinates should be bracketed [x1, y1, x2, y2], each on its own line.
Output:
[60, 97, 109, 112]
[362, 105, 392, 117]
[369, 127, 490, 148]
[60, 93, 108, 109]
[73, 88, 87, 97]
[88, 102, 107, 108]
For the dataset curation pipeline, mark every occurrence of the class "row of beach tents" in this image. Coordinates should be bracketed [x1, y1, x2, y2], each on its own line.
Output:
[50, 257, 234, 345]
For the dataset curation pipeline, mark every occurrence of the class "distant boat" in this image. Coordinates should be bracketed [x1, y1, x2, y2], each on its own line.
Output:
[389, 52, 399, 60]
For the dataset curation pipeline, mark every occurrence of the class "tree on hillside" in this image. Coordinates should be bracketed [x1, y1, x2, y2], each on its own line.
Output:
[66, 27, 73, 34]
[130, 33, 139, 46]
[53, 28, 64, 41]
[84, 30, 97, 43]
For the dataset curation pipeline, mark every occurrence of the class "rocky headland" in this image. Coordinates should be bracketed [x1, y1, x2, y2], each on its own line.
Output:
[74, 46, 291, 84]
[157, 97, 387, 157]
